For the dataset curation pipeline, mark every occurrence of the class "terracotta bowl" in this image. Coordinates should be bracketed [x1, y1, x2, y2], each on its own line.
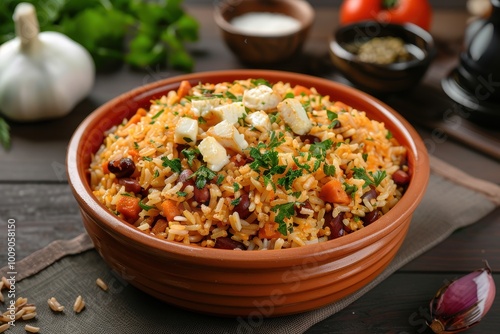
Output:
[330, 21, 436, 95]
[213, 0, 314, 64]
[67, 70, 429, 317]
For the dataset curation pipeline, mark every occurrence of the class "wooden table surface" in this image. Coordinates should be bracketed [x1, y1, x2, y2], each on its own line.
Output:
[1, 3, 499, 333]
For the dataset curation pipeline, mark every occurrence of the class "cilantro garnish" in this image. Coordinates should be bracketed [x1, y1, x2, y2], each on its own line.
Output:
[251, 79, 271, 87]
[177, 191, 187, 197]
[327, 110, 340, 129]
[343, 183, 358, 198]
[139, 201, 155, 211]
[309, 139, 333, 160]
[370, 170, 387, 186]
[277, 169, 303, 191]
[249, 148, 286, 189]
[268, 131, 285, 149]
[268, 112, 279, 124]
[352, 167, 373, 188]
[231, 197, 241, 206]
[181, 147, 200, 167]
[190, 165, 216, 189]
[216, 174, 225, 185]
[323, 163, 336, 176]
[161, 157, 182, 173]
[271, 202, 295, 235]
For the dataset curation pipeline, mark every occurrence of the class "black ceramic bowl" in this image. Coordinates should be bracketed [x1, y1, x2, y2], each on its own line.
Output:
[329, 21, 436, 95]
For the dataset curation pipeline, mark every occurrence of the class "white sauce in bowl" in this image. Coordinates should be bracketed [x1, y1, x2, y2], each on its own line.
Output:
[230, 12, 301, 36]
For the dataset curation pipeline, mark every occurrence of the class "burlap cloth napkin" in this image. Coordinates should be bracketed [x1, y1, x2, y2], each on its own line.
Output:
[1, 156, 499, 333]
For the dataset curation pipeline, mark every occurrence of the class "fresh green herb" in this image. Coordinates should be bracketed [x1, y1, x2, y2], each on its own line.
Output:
[343, 183, 358, 198]
[133, 141, 139, 150]
[251, 79, 271, 87]
[237, 113, 248, 127]
[161, 157, 182, 173]
[284, 92, 295, 99]
[224, 91, 241, 102]
[183, 136, 193, 143]
[143, 157, 153, 162]
[268, 112, 279, 124]
[231, 197, 241, 206]
[268, 131, 285, 149]
[176, 191, 187, 197]
[181, 147, 199, 167]
[292, 191, 302, 198]
[277, 169, 303, 191]
[327, 110, 340, 129]
[309, 139, 333, 160]
[198, 116, 207, 124]
[153, 169, 160, 178]
[370, 170, 387, 186]
[386, 130, 393, 139]
[323, 163, 336, 176]
[0, 117, 10, 150]
[120, 192, 133, 197]
[292, 156, 311, 172]
[0, 1, 200, 71]
[353, 216, 360, 222]
[233, 183, 240, 192]
[216, 174, 225, 185]
[249, 148, 286, 186]
[362, 153, 368, 162]
[191, 165, 216, 189]
[271, 202, 295, 235]
[352, 167, 373, 188]
[139, 201, 155, 211]
[152, 110, 164, 120]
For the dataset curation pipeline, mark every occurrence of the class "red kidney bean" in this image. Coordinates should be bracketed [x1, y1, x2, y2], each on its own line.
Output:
[230, 155, 253, 167]
[193, 186, 210, 204]
[233, 191, 251, 219]
[362, 210, 381, 226]
[108, 158, 136, 178]
[295, 201, 313, 218]
[118, 178, 142, 194]
[325, 212, 345, 240]
[361, 186, 377, 202]
[214, 237, 246, 250]
[178, 169, 195, 190]
[299, 135, 320, 144]
[392, 169, 410, 186]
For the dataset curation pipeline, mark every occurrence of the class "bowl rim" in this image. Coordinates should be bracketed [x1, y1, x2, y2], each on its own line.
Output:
[330, 20, 436, 70]
[213, 0, 315, 37]
[67, 69, 429, 267]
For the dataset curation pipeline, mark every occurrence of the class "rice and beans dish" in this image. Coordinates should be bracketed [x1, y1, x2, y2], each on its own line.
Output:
[90, 79, 410, 250]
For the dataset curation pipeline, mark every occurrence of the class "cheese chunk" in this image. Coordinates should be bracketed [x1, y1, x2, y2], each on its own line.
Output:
[191, 98, 221, 117]
[245, 111, 271, 132]
[242, 85, 280, 111]
[277, 98, 312, 135]
[198, 136, 230, 172]
[213, 102, 246, 125]
[174, 117, 198, 145]
[207, 120, 248, 153]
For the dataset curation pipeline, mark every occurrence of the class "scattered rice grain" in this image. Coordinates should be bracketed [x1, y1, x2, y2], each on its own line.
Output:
[24, 325, 40, 333]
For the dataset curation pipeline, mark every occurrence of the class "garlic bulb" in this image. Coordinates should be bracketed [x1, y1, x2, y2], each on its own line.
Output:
[428, 263, 496, 333]
[0, 2, 95, 122]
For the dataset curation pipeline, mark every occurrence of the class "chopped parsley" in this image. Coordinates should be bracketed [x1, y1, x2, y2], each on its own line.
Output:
[362, 153, 368, 162]
[153, 169, 160, 178]
[271, 202, 295, 235]
[216, 174, 225, 185]
[370, 170, 387, 186]
[142, 157, 153, 162]
[386, 130, 393, 139]
[268, 112, 279, 124]
[161, 157, 182, 173]
[176, 191, 187, 197]
[198, 116, 207, 124]
[352, 167, 373, 188]
[133, 141, 139, 150]
[249, 148, 286, 189]
[284, 92, 295, 99]
[344, 183, 358, 198]
[231, 197, 241, 206]
[139, 201, 155, 211]
[181, 147, 200, 167]
[277, 169, 303, 191]
[251, 78, 271, 87]
[327, 110, 340, 129]
[323, 163, 336, 176]
[183, 137, 193, 143]
[233, 183, 240, 192]
[191, 165, 216, 189]
[224, 90, 241, 102]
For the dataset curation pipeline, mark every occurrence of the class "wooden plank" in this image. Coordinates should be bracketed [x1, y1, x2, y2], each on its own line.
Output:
[305, 272, 500, 333]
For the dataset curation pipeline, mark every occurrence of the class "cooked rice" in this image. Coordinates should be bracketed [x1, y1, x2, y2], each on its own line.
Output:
[90, 79, 408, 250]
[96, 278, 109, 291]
[73, 295, 85, 313]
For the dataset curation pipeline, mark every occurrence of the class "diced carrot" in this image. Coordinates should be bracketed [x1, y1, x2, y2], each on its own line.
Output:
[333, 101, 351, 112]
[102, 161, 110, 174]
[151, 218, 169, 234]
[319, 179, 351, 204]
[128, 149, 139, 163]
[177, 80, 192, 101]
[116, 195, 141, 222]
[125, 108, 148, 127]
[293, 85, 312, 96]
[258, 222, 282, 240]
[161, 199, 182, 221]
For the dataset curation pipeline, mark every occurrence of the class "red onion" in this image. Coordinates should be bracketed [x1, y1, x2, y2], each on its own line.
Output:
[428, 262, 496, 333]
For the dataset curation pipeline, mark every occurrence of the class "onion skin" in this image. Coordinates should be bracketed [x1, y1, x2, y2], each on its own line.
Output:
[428, 263, 496, 333]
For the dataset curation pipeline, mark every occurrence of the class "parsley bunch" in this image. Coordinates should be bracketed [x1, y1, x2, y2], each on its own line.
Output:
[0, 0, 199, 71]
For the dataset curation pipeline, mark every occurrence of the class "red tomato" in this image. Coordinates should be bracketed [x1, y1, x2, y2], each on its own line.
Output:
[339, 0, 432, 31]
